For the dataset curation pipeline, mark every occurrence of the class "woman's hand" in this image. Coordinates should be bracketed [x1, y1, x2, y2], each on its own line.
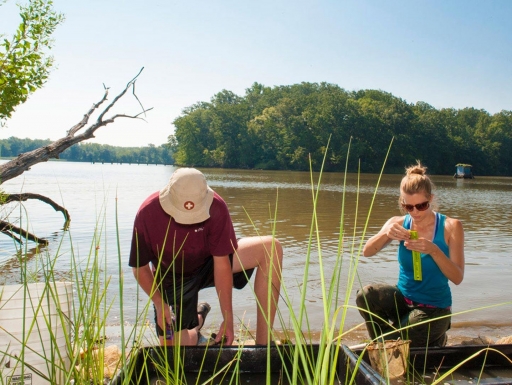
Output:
[363, 216, 405, 257]
[404, 237, 438, 255]
[386, 222, 409, 241]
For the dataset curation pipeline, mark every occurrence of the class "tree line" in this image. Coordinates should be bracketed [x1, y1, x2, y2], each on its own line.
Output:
[171, 82, 512, 176]
[0, 137, 174, 165]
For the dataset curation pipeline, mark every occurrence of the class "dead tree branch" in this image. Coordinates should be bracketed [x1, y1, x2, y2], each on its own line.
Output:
[0, 68, 151, 244]
[4, 192, 70, 227]
[0, 220, 48, 245]
[0, 67, 152, 184]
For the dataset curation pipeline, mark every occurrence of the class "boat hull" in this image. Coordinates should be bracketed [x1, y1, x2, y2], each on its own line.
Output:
[111, 344, 382, 385]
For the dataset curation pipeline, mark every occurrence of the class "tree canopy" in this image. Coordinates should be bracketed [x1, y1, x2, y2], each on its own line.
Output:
[0, 0, 64, 125]
[171, 83, 512, 176]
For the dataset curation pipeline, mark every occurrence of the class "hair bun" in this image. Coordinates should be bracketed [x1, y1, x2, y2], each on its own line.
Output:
[406, 161, 427, 176]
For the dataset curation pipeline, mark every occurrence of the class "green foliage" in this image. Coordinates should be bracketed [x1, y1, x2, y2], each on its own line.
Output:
[0, 0, 64, 124]
[0, 137, 174, 164]
[171, 83, 512, 175]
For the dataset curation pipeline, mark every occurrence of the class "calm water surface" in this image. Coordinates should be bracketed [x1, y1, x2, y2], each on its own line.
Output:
[1, 161, 511, 341]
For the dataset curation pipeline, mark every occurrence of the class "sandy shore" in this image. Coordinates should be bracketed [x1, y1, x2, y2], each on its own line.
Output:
[103, 322, 512, 349]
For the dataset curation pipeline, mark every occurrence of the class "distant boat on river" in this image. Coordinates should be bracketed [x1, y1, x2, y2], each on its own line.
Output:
[454, 163, 474, 179]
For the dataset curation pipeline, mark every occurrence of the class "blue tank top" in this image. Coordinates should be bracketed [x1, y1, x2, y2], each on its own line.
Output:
[397, 213, 451, 308]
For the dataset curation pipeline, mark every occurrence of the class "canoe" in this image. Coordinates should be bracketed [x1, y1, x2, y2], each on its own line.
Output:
[110, 344, 382, 385]
[350, 343, 512, 384]
[111, 343, 512, 384]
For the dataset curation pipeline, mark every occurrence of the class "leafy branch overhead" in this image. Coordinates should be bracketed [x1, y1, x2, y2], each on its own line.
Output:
[0, 69, 152, 244]
[0, 0, 64, 125]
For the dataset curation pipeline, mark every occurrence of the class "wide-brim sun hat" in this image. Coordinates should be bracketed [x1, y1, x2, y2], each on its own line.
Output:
[159, 168, 214, 225]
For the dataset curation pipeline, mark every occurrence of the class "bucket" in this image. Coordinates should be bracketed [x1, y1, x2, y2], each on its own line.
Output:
[0, 282, 73, 385]
[366, 339, 410, 379]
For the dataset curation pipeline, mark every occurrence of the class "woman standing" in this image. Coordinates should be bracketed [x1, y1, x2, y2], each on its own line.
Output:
[356, 162, 465, 347]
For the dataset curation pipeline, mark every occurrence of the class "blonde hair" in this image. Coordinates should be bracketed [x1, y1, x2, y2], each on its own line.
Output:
[399, 161, 435, 213]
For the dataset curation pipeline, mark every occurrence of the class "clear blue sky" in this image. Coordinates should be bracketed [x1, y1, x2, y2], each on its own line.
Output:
[2, 0, 511, 147]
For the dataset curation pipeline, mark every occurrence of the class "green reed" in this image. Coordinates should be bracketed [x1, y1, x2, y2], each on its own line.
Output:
[0, 196, 153, 385]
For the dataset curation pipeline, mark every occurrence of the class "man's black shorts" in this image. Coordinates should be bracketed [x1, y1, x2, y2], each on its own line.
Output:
[154, 254, 255, 335]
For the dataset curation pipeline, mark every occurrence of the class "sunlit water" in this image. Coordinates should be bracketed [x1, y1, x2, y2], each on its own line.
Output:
[1, 161, 511, 342]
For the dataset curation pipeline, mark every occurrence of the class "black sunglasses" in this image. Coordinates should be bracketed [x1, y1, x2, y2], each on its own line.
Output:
[401, 201, 430, 212]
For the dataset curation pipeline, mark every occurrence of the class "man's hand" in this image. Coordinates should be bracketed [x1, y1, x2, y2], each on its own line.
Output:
[155, 302, 174, 337]
[215, 320, 234, 345]
[213, 255, 235, 345]
[131, 265, 173, 338]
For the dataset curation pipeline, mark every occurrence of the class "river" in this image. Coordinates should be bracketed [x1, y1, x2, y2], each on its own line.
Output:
[0, 161, 511, 344]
